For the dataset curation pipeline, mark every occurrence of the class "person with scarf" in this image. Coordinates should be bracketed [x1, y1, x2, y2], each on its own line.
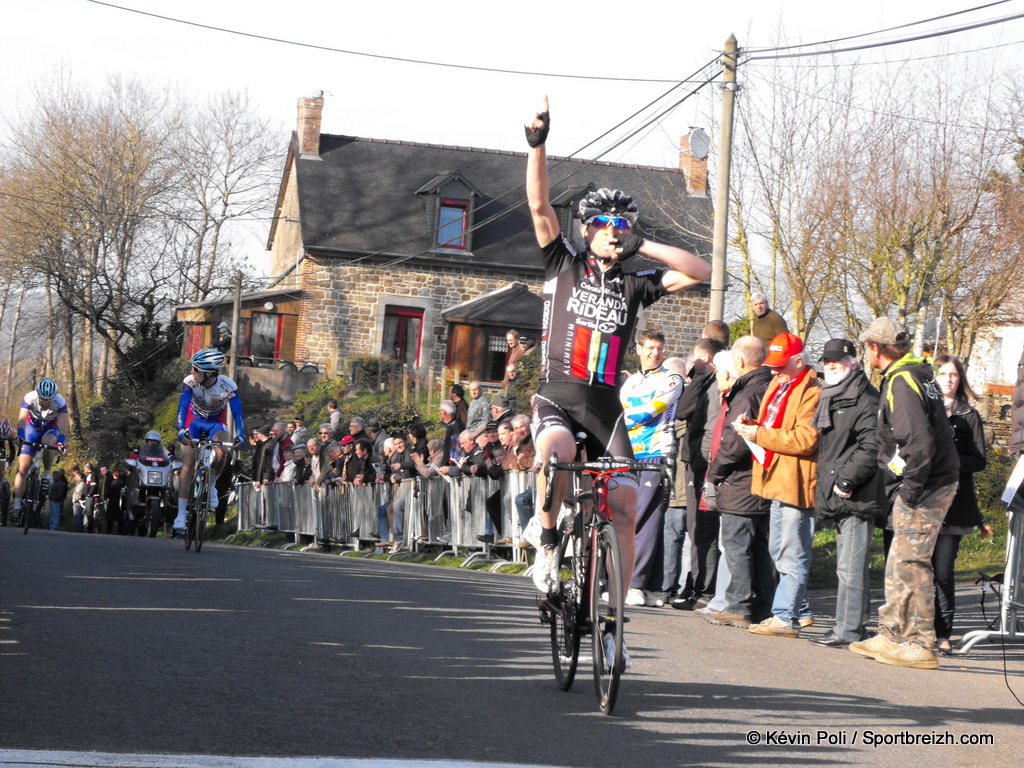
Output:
[734, 332, 821, 639]
[809, 339, 885, 648]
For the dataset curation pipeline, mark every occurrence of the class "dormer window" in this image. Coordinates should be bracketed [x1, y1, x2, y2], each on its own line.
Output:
[416, 171, 481, 254]
[438, 199, 469, 249]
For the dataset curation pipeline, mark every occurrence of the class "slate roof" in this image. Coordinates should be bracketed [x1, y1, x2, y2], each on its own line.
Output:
[287, 133, 713, 275]
[441, 282, 543, 329]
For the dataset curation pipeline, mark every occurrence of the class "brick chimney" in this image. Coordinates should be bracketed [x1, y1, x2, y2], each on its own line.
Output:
[297, 94, 324, 159]
[679, 128, 709, 196]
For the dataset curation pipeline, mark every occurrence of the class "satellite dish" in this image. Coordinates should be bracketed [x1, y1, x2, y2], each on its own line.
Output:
[687, 128, 710, 160]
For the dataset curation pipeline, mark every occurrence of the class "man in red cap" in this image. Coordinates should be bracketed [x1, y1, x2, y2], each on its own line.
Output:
[733, 332, 821, 638]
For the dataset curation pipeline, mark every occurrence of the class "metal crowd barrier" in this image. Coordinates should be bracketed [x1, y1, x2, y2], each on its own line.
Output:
[234, 472, 538, 564]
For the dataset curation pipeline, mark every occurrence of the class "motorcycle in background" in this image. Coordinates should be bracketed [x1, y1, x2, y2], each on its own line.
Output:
[126, 431, 181, 537]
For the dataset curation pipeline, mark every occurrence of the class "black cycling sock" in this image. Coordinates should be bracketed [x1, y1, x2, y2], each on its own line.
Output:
[540, 525, 558, 548]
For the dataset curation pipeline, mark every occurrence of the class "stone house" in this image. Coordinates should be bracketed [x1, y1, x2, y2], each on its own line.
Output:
[194, 95, 715, 383]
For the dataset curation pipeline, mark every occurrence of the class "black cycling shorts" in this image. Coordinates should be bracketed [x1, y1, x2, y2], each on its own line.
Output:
[531, 382, 634, 462]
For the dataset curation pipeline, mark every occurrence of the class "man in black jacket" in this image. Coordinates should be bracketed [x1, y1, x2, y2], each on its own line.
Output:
[811, 339, 884, 648]
[851, 318, 959, 670]
[703, 337, 775, 628]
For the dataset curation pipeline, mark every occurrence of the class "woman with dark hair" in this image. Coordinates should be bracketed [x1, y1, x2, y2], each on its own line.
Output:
[932, 354, 993, 653]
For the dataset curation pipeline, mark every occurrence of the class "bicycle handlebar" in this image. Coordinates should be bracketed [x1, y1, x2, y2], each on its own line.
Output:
[541, 454, 670, 513]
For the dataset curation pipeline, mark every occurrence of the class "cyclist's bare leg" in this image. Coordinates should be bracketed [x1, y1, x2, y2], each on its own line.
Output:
[13, 452, 32, 499]
[177, 442, 198, 501]
[607, 481, 638, 596]
[39, 434, 57, 477]
[535, 427, 576, 529]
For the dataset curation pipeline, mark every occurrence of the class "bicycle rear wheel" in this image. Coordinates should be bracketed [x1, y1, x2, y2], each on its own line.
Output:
[590, 523, 624, 715]
[549, 513, 583, 690]
[185, 473, 204, 551]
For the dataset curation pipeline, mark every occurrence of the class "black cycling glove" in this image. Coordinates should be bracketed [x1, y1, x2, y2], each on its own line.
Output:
[615, 232, 644, 261]
[525, 111, 550, 148]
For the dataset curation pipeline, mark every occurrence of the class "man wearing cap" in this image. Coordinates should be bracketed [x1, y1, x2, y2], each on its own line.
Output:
[251, 425, 276, 489]
[811, 339, 884, 648]
[212, 322, 232, 354]
[850, 318, 959, 669]
[733, 332, 821, 638]
[489, 394, 514, 427]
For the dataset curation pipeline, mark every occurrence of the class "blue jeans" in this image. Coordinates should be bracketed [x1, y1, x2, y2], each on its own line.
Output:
[50, 502, 62, 530]
[768, 500, 814, 625]
[662, 504, 689, 594]
[377, 496, 405, 542]
[833, 515, 873, 642]
[707, 517, 733, 612]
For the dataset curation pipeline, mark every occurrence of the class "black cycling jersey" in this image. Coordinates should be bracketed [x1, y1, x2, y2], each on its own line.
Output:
[539, 234, 666, 390]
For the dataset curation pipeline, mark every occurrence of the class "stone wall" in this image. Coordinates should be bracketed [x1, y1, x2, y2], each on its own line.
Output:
[295, 256, 712, 377]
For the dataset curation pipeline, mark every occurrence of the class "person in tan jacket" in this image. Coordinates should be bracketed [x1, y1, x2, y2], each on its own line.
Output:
[733, 332, 821, 638]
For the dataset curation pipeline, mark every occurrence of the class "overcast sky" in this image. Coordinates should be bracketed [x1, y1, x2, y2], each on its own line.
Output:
[3, 0, 1022, 266]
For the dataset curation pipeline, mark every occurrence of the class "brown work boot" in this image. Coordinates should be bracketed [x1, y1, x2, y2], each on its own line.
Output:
[849, 633, 901, 659]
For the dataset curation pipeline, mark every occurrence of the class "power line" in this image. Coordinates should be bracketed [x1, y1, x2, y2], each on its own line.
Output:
[743, 0, 1017, 53]
[83, 0, 702, 84]
[744, 9, 1024, 62]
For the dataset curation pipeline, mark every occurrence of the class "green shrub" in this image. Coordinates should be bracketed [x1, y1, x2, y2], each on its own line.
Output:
[976, 446, 1015, 513]
[348, 355, 405, 391]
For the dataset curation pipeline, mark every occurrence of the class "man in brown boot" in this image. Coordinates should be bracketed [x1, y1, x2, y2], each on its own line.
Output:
[849, 318, 959, 669]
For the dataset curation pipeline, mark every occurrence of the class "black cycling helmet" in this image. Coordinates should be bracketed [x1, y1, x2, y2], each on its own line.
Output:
[191, 348, 225, 373]
[578, 188, 639, 227]
[37, 378, 58, 400]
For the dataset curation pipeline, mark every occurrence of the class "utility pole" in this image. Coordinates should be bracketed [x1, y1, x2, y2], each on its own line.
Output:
[709, 34, 739, 322]
[228, 271, 242, 440]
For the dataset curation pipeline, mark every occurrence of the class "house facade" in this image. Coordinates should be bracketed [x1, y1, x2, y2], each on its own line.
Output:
[257, 95, 713, 383]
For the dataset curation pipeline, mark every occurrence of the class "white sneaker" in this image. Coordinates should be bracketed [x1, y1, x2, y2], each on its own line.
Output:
[625, 588, 646, 606]
[173, 512, 187, 532]
[532, 545, 557, 593]
[603, 631, 632, 671]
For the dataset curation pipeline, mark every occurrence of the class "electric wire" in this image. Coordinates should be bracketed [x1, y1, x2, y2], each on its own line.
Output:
[82, 0, 698, 84]
[743, 0, 1017, 53]
[744, 10, 1024, 61]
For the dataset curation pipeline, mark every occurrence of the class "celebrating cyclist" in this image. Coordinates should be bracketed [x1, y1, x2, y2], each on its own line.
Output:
[12, 378, 69, 520]
[174, 348, 245, 532]
[524, 97, 711, 599]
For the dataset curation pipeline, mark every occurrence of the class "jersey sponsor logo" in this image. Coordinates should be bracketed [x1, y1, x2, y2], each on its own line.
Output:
[565, 284, 628, 334]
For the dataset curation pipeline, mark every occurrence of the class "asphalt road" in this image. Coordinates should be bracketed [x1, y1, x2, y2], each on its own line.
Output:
[1, 527, 1022, 768]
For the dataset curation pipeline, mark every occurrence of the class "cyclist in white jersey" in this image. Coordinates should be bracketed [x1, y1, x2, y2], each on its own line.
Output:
[173, 348, 245, 531]
[13, 378, 69, 518]
[525, 97, 712, 598]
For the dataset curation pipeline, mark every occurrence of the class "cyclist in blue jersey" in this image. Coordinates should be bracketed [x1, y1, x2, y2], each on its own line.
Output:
[525, 97, 711, 597]
[12, 378, 69, 520]
[174, 348, 245, 531]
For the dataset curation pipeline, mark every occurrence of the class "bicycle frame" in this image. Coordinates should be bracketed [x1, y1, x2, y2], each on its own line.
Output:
[182, 436, 234, 553]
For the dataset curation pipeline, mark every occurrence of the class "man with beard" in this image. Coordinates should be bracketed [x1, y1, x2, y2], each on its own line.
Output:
[810, 339, 884, 648]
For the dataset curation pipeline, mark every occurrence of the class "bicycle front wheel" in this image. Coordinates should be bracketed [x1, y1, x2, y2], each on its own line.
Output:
[590, 523, 624, 715]
[23, 472, 38, 535]
[550, 513, 583, 690]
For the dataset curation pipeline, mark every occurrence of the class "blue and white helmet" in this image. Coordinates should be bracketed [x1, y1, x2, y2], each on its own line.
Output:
[191, 348, 225, 373]
[37, 377, 58, 400]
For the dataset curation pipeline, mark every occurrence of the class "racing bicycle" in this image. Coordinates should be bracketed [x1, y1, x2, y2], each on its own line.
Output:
[183, 435, 234, 553]
[17, 439, 61, 535]
[537, 451, 670, 715]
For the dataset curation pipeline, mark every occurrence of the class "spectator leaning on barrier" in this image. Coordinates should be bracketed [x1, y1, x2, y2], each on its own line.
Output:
[734, 332, 821, 640]
[438, 400, 464, 465]
[252, 426, 275, 488]
[466, 381, 491, 434]
[811, 338, 884, 649]
[306, 439, 322, 486]
[850, 317, 959, 670]
[269, 422, 294, 480]
[366, 418, 389, 466]
[349, 417, 368, 444]
[351, 438, 377, 487]
[620, 329, 684, 608]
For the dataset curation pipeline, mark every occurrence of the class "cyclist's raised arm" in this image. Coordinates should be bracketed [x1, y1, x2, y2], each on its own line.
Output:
[526, 97, 559, 248]
[638, 240, 712, 293]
